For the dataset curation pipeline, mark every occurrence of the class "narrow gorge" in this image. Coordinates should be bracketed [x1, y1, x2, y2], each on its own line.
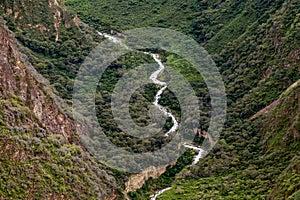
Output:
[97, 31, 207, 198]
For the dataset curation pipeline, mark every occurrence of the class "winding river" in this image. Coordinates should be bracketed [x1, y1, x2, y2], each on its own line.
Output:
[97, 31, 206, 199]
[147, 53, 179, 136]
[98, 31, 179, 136]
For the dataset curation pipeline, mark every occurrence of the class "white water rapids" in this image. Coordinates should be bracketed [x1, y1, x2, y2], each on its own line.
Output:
[98, 31, 178, 136]
[183, 144, 206, 165]
[97, 31, 206, 199]
[148, 53, 179, 137]
[150, 187, 171, 200]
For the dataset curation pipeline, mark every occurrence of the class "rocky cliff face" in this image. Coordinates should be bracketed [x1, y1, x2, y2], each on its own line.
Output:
[0, 24, 82, 141]
[125, 163, 175, 193]
[0, 0, 101, 100]
[0, 0, 78, 41]
[0, 23, 120, 199]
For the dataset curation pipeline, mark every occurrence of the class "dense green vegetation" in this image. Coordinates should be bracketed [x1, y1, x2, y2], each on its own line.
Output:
[64, 0, 300, 199]
[95, 56, 175, 153]
[0, 96, 121, 199]
[0, 127, 116, 199]
[0, 0, 103, 101]
[90, 50, 210, 153]
[159, 82, 300, 199]
[0, 0, 299, 199]
[129, 150, 194, 199]
[65, 0, 200, 33]
[64, 0, 300, 114]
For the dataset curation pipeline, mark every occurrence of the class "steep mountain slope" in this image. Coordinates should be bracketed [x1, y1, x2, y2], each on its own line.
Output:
[0, 23, 120, 199]
[0, 0, 102, 100]
[0, 0, 299, 199]
[157, 1, 300, 199]
[1, 0, 73, 41]
[64, 0, 300, 199]
[157, 80, 300, 199]
[262, 80, 300, 199]
[0, 23, 79, 139]
[65, 0, 200, 33]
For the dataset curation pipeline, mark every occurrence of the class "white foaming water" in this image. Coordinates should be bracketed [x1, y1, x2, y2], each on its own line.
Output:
[149, 54, 168, 86]
[183, 144, 206, 165]
[150, 187, 171, 200]
[149, 145, 206, 200]
[97, 31, 129, 49]
[97, 31, 204, 160]
[147, 53, 179, 137]
[98, 31, 179, 137]
[97, 31, 206, 199]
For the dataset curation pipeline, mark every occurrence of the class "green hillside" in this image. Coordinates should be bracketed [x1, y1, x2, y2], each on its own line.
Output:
[158, 81, 300, 199]
[64, 0, 300, 199]
[65, 0, 200, 33]
[0, 23, 121, 199]
[0, 0, 103, 100]
[0, 0, 299, 199]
